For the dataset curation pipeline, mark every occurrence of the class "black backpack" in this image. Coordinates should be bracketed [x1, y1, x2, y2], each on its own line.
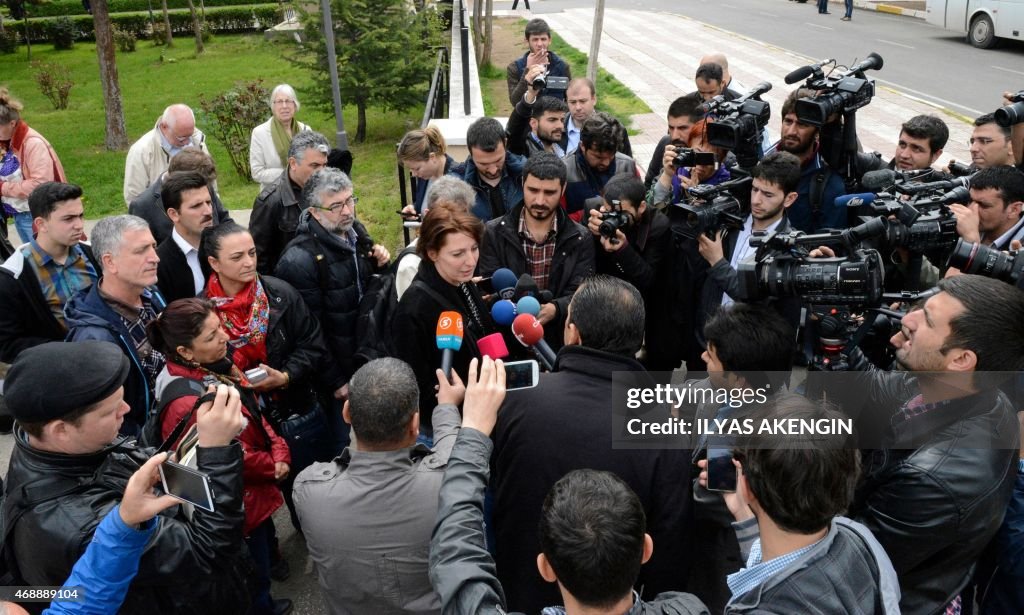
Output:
[139, 377, 209, 449]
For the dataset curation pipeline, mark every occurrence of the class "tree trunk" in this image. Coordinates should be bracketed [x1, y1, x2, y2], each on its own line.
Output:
[23, 14, 31, 61]
[92, 0, 129, 150]
[185, 0, 203, 53]
[472, 0, 482, 63]
[356, 100, 367, 143]
[481, 0, 493, 66]
[161, 0, 173, 47]
[587, 0, 605, 84]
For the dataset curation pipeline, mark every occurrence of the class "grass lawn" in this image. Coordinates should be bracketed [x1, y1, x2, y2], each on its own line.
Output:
[1, 34, 420, 252]
[478, 17, 650, 131]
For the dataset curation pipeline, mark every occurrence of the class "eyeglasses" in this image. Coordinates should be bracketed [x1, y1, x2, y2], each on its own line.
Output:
[313, 196, 358, 213]
[171, 131, 195, 144]
[273, 99, 296, 107]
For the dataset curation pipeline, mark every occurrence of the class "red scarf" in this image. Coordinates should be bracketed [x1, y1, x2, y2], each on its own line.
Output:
[206, 273, 269, 371]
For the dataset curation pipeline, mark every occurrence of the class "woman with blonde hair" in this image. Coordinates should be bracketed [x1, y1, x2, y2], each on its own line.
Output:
[398, 125, 455, 216]
[249, 84, 310, 192]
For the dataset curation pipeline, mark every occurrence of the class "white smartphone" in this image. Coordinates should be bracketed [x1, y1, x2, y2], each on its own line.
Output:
[504, 359, 540, 390]
[159, 459, 215, 512]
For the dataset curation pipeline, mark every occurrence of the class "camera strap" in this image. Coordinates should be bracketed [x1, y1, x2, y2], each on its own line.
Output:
[156, 390, 219, 455]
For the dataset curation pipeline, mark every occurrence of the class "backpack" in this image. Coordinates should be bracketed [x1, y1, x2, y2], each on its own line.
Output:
[351, 246, 444, 365]
[139, 377, 209, 449]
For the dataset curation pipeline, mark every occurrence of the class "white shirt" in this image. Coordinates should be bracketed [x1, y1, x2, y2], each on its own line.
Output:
[171, 228, 204, 294]
[722, 215, 784, 306]
[565, 116, 581, 155]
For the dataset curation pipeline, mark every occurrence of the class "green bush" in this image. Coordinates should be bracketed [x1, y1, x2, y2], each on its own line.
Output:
[0, 29, 19, 54]
[28, 0, 274, 18]
[199, 80, 270, 180]
[113, 25, 137, 52]
[23, 5, 281, 42]
[51, 16, 76, 50]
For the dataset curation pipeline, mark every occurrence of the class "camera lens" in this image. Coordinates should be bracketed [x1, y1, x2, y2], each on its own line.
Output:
[948, 239, 1021, 282]
[995, 101, 1024, 128]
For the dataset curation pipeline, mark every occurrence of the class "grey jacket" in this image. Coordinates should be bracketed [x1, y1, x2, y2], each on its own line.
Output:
[293, 404, 460, 615]
[726, 516, 902, 614]
[429, 427, 711, 615]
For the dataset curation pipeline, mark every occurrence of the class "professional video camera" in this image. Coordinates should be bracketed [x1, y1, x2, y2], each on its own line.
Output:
[948, 239, 1024, 286]
[702, 82, 773, 168]
[788, 53, 884, 127]
[666, 176, 751, 240]
[995, 90, 1024, 127]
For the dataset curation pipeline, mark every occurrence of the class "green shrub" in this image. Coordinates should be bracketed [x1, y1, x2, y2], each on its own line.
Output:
[50, 16, 76, 50]
[0, 29, 19, 54]
[113, 25, 137, 52]
[198, 80, 270, 180]
[29, 0, 273, 18]
[31, 61, 75, 109]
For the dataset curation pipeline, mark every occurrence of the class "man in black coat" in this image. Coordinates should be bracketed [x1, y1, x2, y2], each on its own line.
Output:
[1, 341, 251, 614]
[478, 152, 595, 351]
[274, 167, 390, 397]
[0, 182, 99, 363]
[128, 148, 230, 245]
[490, 275, 694, 614]
[156, 171, 215, 303]
[250, 131, 330, 276]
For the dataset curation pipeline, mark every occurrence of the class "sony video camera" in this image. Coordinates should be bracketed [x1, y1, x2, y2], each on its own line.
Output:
[789, 53, 884, 127]
[702, 81, 773, 152]
[667, 176, 750, 241]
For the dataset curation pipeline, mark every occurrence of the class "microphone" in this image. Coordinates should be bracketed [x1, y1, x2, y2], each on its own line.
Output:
[846, 52, 883, 75]
[784, 58, 834, 84]
[491, 300, 517, 326]
[861, 169, 897, 191]
[516, 295, 541, 317]
[514, 273, 540, 300]
[746, 81, 772, 99]
[435, 311, 464, 379]
[898, 174, 974, 196]
[835, 193, 878, 208]
[477, 332, 509, 360]
[511, 314, 556, 372]
[493, 268, 518, 300]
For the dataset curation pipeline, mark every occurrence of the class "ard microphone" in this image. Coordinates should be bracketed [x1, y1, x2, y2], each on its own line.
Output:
[477, 332, 509, 360]
[511, 314, 556, 372]
[493, 268, 518, 300]
[491, 300, 517, 326]
[835, 193, 877, 208]
[435, 311, 464, 379]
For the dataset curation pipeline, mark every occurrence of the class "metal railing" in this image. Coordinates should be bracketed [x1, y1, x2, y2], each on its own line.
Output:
[458, 0, 471, 115]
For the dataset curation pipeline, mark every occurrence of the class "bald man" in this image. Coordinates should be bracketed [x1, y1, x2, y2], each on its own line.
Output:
[123, 104, 210, 204]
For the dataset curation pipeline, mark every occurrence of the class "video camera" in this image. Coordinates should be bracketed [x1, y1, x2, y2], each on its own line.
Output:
[996, 90, 1024, 127]
[702, 82, 773, 158]
[531, 70, 569, 92]
[666, 176, 751, 240]
[672, 148, 717, 168]
[789, 53, 884, 127]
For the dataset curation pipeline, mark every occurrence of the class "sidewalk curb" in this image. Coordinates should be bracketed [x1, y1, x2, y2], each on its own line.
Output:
[851, 0, 926, 19]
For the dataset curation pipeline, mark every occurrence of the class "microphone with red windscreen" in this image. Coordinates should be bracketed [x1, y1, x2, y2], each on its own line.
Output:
[436, 311, 464, 379]
[511, 313, 556, 371]
[477, 332, 509, 360]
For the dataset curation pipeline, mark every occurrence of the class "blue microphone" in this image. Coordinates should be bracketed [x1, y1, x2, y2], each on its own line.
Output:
[835, 193, 877, 208]
[516, 296, 541, 317]
[493, 268, 518, 300]
[491, 299, 517, 326]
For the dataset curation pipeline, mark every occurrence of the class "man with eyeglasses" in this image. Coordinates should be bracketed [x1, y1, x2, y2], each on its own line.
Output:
[123, 104, 209, 205]
[250, 130, 331, 275]
[968, 113, 1015, 170]
[275, 167, 390, 400]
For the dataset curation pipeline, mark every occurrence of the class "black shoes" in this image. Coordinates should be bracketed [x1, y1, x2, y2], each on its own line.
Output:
[270, 558, 290, 582]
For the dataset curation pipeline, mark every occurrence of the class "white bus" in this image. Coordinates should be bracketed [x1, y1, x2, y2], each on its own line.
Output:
[925, 0, 1024, 48]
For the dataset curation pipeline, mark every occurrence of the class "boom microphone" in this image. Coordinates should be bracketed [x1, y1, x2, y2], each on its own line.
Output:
[835, 193, 878, 208]
[861, 169, 897, 191]
[784, 58, 834, 85]
[493, 268, 518, 300]
[511, 314, 556, 372]
[845, 52, 884, 76]
[435, 311, 464, 379]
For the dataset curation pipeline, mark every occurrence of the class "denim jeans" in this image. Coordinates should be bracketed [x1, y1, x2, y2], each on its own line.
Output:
[13, 211, 32, 244]
[818, 0, 829, 12]
[245, 518, 277, 615]
[844, 0, 853, 17]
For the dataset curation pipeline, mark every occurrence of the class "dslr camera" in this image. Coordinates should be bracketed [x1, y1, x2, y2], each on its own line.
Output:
[598, 208, 631, 240]
[672, 147, 716, 168]
[667, 176, 750, 240]
[996, 90, 1024, 127]
[948, 239, 1024, 286]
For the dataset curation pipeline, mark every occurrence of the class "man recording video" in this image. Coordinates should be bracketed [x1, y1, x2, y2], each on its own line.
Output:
[949, 164, 1024, 252]
[813, 273, 1024, 614]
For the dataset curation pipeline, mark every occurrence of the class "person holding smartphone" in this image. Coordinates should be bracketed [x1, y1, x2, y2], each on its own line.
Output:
[695, 395, 900, 614]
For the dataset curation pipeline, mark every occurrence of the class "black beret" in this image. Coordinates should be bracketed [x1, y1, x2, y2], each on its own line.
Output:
[6, 341, 130, 424]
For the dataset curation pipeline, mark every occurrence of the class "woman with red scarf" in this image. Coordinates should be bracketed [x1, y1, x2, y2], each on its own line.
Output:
[0, 88, 66, 243]
[147, 297, 292, 615]
[200, 221, 337, 532]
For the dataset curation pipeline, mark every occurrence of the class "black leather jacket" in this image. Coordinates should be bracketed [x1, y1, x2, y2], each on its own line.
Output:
[844, 367, 1018, 615]
[1, 430, 250, 614]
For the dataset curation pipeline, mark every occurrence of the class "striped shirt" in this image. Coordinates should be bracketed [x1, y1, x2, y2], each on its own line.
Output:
[21, 240, 98, 328]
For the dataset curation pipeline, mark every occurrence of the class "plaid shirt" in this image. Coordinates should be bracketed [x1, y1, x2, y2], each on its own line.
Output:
[98, 286, 165, 389]
[726, 535, 824, 603]
[518, 213, 558, 291]
[21, 241, 98, 328]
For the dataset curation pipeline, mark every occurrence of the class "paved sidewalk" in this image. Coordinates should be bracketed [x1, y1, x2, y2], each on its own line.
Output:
[493, 5, 971, 177]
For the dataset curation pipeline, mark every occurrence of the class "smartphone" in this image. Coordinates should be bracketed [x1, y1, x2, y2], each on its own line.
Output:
[245, 367, 268, 384]
[706, 446, 737, 493]
[159, 460, 215, 512]
[504, 360, 539, 390]
[475, 276, 496, 295]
